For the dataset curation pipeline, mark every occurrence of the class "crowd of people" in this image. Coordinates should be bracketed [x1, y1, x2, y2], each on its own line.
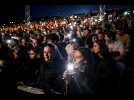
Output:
[0, 8, 134, 96]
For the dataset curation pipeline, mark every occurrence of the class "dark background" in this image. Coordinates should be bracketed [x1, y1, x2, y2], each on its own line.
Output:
[0, 5, 134, 24]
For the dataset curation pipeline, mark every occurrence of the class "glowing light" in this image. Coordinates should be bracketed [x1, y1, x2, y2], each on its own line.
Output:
[124, 11, 129, 16]
[11, 36, 17, 39]
[67, 63, 74, 71]
[70, 25, 73, 30]
[98, 16, 103, 22]
[95, 19, 98, 22]
[72, 38, 76, 42]
[6, 39, 12, 44]
[80, 25, 83, 28]
[43, 31, 47, 35]
[73, 22, 76, 27]
[67, 33, 72, 38]
[70, 16, 73, 19]
[84, 19, 87, 23]
[117, 17, 119, 20]
[74, 16, 77, 18]
[62, 21, 66, 24]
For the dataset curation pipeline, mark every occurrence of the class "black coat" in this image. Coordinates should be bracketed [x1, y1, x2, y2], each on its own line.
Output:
[0, 59, 14, 95]
[24, 58, 40, 84]
[37, 58, 65, 94]
[77, 35, 91, 47]
[93, 54, 119, 96]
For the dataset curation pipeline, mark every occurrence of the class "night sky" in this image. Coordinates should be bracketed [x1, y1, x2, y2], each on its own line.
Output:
[0, 5, 133, 23]
[0, 5, 99, 23]
[31, 5, 99, 18]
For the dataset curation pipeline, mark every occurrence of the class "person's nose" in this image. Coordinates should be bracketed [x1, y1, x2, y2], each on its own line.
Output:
[45, 53, 48, 56]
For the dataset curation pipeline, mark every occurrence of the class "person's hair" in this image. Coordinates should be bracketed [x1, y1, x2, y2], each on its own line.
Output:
[77, 47, 89, 60]
[70, 42, 80, 50]
[88, 34, 98, 48]
[96, 27, 103, 33]
[46, 34, 59, 43]
[27, 44, 36, 51]
[27, 47, 36, 54]
[40, 43, 55, 59]
[91, 34, 98, 40]
[75, 47, 95, 70]
[19, 37, 26, 45]
[42, 43, 55, 53]
[106, 31, 116, 41]
[95, 40, 111, 58]
[94, 40, 118, 74]
[0, 44, 10, 60]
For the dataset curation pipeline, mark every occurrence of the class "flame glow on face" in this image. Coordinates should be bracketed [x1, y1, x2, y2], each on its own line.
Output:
[43, 46, 53, 62]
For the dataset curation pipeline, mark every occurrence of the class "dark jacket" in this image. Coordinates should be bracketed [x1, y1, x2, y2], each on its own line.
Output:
[24, 58, 41, 84]
[37, 58, 65, 94]
[93, 54, 119, 96]
[77, 35, 91, 47]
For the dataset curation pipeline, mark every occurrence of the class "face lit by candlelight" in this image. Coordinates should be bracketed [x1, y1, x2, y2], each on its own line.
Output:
[43, 46, 54, 62]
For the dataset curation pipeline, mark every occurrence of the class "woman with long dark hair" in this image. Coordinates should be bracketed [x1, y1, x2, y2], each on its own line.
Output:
[63, 47, 96, 96]
[91, 40, 119, 96]
[37, 43, 65, 95]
